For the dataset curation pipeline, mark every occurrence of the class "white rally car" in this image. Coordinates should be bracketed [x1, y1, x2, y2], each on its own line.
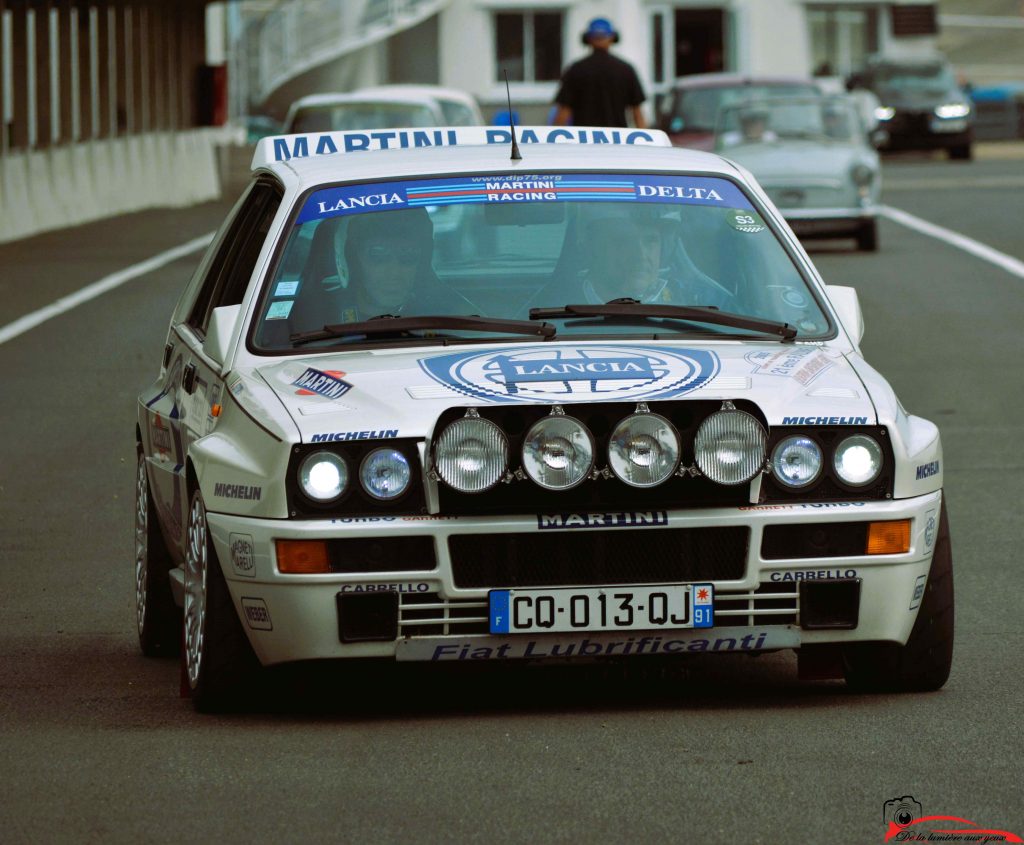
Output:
[134, 125, 952, 710]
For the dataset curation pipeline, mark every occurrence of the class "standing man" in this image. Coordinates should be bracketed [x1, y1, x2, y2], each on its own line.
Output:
[552, 17, 646, 128]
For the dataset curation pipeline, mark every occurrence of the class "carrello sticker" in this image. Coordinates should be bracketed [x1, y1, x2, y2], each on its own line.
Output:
[418, 344, 720, 404]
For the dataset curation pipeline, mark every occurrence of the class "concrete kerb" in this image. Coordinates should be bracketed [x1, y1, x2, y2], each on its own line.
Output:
[0, 154, 37, 240]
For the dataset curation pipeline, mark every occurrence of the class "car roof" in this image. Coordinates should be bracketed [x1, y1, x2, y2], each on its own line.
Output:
[670, 72, 820, 90]
[355, 84, 481, 106]
[261, 141, 744, 192]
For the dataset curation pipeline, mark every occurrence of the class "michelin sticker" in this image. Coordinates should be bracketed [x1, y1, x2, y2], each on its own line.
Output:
[418, 344, 720, 405]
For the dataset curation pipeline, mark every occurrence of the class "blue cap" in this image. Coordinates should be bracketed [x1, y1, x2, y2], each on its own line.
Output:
[584, 17, 618, 42]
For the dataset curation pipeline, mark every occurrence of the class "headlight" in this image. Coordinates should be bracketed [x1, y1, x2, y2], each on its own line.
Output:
[833, 434, 883, 486]
[434, 413, 508, 493]
[771, 436, 823, 488]
[694, 407, 767, 485]
[874, 106, 895, 121]
[850, 163, 875, 186]
[935, 103, 970, 119]
[298, 451, 349, 502]
[522, 412, 594, 490]
[360, 448, 411, 500]
[608, 412, 680, 487]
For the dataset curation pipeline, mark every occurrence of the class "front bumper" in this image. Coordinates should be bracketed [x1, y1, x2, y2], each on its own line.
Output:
[781, 205, 879, 238]
[207, 491, 942, 666]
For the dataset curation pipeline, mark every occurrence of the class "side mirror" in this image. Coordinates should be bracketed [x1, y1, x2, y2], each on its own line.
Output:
[826, 285, 864, 346]
[203, 304, 242, 369]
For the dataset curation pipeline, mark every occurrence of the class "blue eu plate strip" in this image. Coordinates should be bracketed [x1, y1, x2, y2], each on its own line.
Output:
[489, 591, 511, 634]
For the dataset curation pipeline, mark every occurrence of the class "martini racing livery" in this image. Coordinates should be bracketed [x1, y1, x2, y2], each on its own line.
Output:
[134, 125, 952, 710]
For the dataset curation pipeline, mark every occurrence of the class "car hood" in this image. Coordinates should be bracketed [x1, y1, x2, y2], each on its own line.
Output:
[875, 86, 957, 109]
[252, 341, 875, 443]
[722, 142, 862, 181]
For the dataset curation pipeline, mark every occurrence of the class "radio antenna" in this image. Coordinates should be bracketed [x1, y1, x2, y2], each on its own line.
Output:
[503, 70, 522, 161]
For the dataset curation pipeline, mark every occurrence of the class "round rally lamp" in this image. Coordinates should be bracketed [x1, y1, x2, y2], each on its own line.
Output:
[298, 451, 349, 503]
[833, 434, 883, 486]
[694, 406, 767, 485]
[771, 436, 823, 488]
[608, 411, 680, 487]
[433, 412, 509, 493]
[360, 448, 412, 501]
[522, 412, 594, 490]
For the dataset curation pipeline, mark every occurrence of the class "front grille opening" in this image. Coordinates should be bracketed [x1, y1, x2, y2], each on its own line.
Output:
[448, 527, 749, 588]
[328, 536, 437, 573]
[716, 583, 799, 628]
[761, 522, 868, 560]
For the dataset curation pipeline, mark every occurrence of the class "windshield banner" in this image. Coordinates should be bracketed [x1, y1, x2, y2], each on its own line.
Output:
[296, 174, 753, 225]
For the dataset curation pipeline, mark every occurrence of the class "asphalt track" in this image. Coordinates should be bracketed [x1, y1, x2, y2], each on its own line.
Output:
[0, 151, 1022, 844]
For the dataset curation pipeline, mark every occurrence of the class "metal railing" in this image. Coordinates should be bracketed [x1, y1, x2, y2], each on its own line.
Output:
[232, 0, 450, 112]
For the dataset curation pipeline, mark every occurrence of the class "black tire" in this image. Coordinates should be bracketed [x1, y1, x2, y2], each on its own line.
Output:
[183, 488, 260, 712]
[856, 219, 878, 252]
[948, 144, 972, 161]
[135, 450, 181, 657]
[843, 502, 954, 692]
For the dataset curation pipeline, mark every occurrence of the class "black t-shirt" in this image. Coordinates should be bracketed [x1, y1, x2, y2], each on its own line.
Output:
[554, 50, 646, 127]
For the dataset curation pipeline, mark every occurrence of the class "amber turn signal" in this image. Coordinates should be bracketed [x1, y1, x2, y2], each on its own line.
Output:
[865, 520, 911, 555]
[276, 539, 330, 573]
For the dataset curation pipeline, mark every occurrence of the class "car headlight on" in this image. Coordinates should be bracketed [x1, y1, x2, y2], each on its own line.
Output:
[850, 163, 875, 186]
[608, 410, 680, 487]
[360, 448, 411, 500]
[298, 451, 349, 503]
[522, 410, 594, 490]
[833, 434, 883, 486]
[935, 103, 970, 119]
[433, 411, 508, 493]
[694, 405, 767, 485]
[771, 436, 823, 488]
[874, 106, 895, 121]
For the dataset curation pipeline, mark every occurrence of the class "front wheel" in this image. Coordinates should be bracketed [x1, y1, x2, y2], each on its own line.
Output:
[856, 219, 878, 252]
[183, 488, 260, 712]
[843, 502, 954, 692]
[135, 451, 180, 656]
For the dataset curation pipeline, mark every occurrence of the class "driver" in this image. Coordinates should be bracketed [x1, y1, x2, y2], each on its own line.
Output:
[290, 208, 474, 330]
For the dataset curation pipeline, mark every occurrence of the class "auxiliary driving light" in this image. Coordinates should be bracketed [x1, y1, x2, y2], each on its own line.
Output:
[434, 412, 509, 493]
[771, 436, 823, 488]
[608, 412, 680, 487]
[833, 434, 883, 487]
[694, 407, 767, 485]
[360, 448, 412, 500]
[298, 451, 349, 503]
[522, 412, 594, 490]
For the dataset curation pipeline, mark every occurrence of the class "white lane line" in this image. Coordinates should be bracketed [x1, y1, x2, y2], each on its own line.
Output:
[0, 232, 214, 346]
[880, 205, 1024, 280]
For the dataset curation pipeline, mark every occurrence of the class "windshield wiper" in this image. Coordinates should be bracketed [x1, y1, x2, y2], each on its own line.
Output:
[290, 314, 556, 346]
[529, 300, 796, 341]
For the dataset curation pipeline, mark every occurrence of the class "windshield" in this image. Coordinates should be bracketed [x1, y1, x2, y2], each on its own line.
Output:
[669, 84, 820, 132]
[289, 102, 437, 133]
[716, 96, 861, 148]
[253, 172, 830, 350]
[872, 62, 955, 94]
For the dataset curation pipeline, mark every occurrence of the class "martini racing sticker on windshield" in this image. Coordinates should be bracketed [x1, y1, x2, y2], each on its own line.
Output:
[418, 344, 720, 404]
[296, 174, 753, 224]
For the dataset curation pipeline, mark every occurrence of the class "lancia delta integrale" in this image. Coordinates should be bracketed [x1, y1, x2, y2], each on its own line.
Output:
[134, 125, 951, 710]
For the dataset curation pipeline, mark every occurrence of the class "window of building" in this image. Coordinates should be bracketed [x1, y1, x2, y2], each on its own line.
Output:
[495, 11, 563, 83]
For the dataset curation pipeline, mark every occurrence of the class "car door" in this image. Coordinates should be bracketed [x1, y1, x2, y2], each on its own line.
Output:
[161, 180, 281, 549]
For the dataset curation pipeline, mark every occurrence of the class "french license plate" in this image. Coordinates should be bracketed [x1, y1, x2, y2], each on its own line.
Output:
[489, 584, 713, 634]
[930, 118, 967, 133]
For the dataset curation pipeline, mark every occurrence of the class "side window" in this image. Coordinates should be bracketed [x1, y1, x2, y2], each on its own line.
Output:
[187, 181, 282, 336]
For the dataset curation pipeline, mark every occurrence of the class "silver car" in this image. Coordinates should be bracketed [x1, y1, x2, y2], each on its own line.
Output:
[715, 96, 881, 251]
